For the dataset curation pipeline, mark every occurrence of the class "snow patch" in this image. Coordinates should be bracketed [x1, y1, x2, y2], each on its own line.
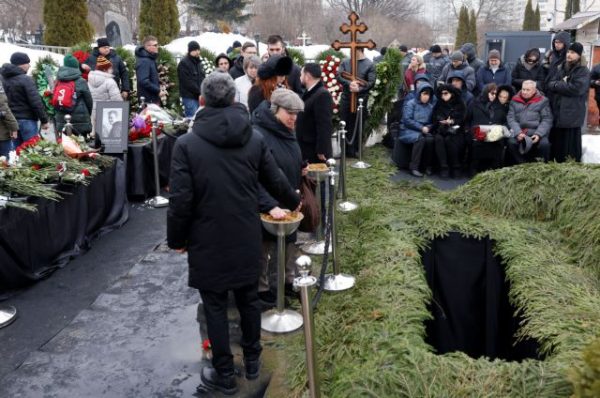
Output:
[0, 43, 63, 71]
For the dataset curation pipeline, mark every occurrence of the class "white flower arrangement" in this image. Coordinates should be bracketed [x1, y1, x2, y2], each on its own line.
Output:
[200, 57, 215, 75]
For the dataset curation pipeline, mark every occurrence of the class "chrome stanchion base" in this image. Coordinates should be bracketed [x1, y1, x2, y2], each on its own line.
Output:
[145, 196, 169, 208]
[338, 201, 358, 213]
[323, 273, 355, 292]
[261, 309, 303, 333]
[0, 305, 17, 329]
[351, 161, 371, 169]
[301, 240, 332, 255]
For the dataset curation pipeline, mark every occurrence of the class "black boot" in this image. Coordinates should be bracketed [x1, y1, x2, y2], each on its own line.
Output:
[244, 358, 260, 380]
[199, 366, 238, 395]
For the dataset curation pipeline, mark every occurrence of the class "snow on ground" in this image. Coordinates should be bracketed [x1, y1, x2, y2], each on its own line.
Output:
[165, 33, 379, 61]
[0, 42, 63, 69]
[582, 134, 600, 163]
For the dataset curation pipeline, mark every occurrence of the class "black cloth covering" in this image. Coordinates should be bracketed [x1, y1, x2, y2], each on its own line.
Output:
[423, 232, 541, 361]
[126, 134, 176, 198]
[0, 159, 129, 292]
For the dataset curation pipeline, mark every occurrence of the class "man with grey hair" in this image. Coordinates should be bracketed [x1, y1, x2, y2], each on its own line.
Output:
[506, 79, 553, 163]
[167, 72, 301, 395]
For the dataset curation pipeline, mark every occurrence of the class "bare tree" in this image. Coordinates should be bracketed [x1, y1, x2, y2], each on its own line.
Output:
[444, 0, 503, 19]
[325, 0, 421, 20]
[0, 0, 43, 40]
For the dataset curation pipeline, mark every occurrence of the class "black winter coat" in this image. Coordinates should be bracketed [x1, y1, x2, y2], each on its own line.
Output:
[1, 63, 48, 123]
[512, 56, 546, 92]
[590, 63, 600, 99]
[247, 85, 265, 114]
[54, 66, 93, 135]
[229, 56, 245, 80]
[177, 55, 205, 99]
[295, 81, 334, 162]
[468, 91, 508, 128]
[432, 85, 466, 134]
[84, 48, 130, 92]
[337, 57, 376, 107]
[167, 103, 300, 291]
[135, 47, 160, 104]
[287, 63, 303, 95]
[546, 57, 590, 128]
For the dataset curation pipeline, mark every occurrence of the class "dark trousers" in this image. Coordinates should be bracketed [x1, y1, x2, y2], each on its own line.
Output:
[410, 134, 434, 171]
[470, 141, 504, 172]
[199, 283, 262, 375]
[434, 133, 464, 170]
[341, 101, 369, 158]
[506, 136, 550, 164]
[549, 127, 582, 162]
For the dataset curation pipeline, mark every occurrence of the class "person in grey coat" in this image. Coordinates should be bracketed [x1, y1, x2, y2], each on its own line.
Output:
[439, 51, 476, 93]
[424, 45, 449, 83]
[506, 80, 553, 163]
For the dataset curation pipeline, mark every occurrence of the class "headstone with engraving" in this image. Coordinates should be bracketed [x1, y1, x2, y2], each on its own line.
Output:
[104, 11, 132, 47]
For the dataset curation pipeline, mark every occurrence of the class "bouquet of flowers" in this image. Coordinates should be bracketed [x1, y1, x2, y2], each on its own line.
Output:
[72, 50, 90, 80]
[319, 55, 342, 120]
[129, 114, 155, 142]
[200, 57, 214, 75]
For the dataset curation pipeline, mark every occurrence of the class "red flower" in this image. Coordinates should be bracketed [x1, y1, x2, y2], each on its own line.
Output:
[15, 135, 41, 155]
[32, 164, 41, 170]
[43, 89, 52, 97]
[202, 339, 211, 351]
[81, 168, 90, 177]
[472, 126, 486, 142]
[72, 50, 89, 64]
[56, 163, 64, 172]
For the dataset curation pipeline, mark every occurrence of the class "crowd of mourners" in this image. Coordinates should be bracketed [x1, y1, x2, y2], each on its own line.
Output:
[391, 32, 591, 178]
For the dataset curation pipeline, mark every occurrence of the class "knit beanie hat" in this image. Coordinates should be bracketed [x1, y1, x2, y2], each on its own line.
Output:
[64, 54, 80, 69]
[568, 42, 583, 56]
[450, 51, 464, 62]
[96, 55, 112, 72]
[10, 52, 30, 66]
[488, 50, 501, 60]
[97, 37, 110, 48]
[270, 88, 304, 113]
[188, 40, 200, 53]
[430, 44, 442, 53]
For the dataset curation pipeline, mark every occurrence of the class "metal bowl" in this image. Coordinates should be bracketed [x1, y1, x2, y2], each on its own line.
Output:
[307, 163, 330, 179]
[260, 212, 304, 237]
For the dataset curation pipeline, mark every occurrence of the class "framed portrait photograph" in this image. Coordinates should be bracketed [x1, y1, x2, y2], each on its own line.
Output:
[95, 101, 129, 154]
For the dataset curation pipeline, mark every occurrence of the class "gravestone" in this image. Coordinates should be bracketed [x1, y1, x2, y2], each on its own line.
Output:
[104, 11, 132, 47]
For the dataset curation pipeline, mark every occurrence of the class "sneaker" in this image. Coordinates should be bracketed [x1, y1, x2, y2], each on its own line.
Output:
[199, 366, 238, 395]
[244, 358, 260, 380]
[410, 169, 423, 177]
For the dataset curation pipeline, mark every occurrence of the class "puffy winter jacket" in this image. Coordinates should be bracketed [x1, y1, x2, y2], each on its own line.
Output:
[446, 70, 474, 107]
[88, 70, 123, 132]
[506, 91, 553, 138]
[0, 84, 18, 141]
[135, 47, 160, 104]
[438, 61, 476, 93]
[54, 66, 93, 135]
[84, 48, 130, 92]
[0, 63, 48, 123]
[424, 53, 449, 83]
[399, 83, 434, 144]
[476, 62, 511, 93]
[512, 53, 546, 92]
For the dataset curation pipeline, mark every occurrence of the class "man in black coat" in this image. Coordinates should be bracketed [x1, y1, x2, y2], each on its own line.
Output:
[545, 42, 590, 162]
[267, 35, 303, 95]
[296, 62, 333, 163]
[167, 72, 300, 396]
[135, 35, 160, 105]
[229, 42, 257, 80]
[177, 40, 205, 118]
[0, 52, 49, 145]
[84, 37, 130, 99]
[337, 47, 376, 157]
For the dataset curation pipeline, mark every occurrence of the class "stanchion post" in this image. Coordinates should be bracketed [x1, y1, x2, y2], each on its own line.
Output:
[261, 218, 304, 333]
[145, 118, 169, 208]
[294, 255, 321, 398]
[351, 98, 371, 169]
[324, 158, 356, 292]
[301, 167, 332, 255]
[337, 121, 358, 213]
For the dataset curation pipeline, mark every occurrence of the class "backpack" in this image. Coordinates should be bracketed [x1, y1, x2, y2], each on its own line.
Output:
[51, 80, 77, 112]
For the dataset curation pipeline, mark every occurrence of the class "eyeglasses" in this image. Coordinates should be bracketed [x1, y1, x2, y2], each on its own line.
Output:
[526, 58, 537, 64]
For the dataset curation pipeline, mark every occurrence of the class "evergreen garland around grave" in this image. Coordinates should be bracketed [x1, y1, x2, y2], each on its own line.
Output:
[314, 49, 346, 63]
[275, 147, 600, 397]
[366, 48, 404, 133]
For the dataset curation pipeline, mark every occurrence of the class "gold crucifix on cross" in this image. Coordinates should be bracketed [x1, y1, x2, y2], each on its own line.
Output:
[331, 12, 376, 113]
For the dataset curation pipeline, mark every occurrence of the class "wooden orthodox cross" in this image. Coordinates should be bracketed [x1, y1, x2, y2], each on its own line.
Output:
[331, 12, 376, 113]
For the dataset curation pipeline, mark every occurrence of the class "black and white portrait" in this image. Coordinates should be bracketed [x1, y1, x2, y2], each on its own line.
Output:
[96, 101, 129, 153]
